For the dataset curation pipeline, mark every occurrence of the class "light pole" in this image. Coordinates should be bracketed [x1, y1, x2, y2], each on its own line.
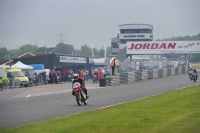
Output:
[44, 45, 47, 54]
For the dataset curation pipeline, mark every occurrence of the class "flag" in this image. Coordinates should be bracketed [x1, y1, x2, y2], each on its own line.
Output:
[91, 44, 94, 57]
[103, 43, 107, 58]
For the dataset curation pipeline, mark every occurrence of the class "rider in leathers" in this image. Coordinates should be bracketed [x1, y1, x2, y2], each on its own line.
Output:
[72, 73, 89, 98]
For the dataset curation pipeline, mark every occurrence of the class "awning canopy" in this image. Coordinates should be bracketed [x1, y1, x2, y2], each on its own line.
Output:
[92, 58, 107, 66]
[28, 64, 45, 70]
[12, 61, 33, 70]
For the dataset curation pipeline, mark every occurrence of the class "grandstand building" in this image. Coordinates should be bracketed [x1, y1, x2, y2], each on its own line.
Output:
[111, 24, 153, 55]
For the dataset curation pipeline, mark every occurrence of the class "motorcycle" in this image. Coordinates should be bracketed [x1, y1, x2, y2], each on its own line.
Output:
[72, 82, 88, 106]
[189, 74, 193, 80]
[92, 75, 98, 84]
[188, 70, 193, 80]
[192, 73, 197, 82]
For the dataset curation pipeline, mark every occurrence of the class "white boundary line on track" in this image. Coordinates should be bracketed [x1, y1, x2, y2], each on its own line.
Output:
[63, 83, 200, 117]
[26, 86, 102, 98]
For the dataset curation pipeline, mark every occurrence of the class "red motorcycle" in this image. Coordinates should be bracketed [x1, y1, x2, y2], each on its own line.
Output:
[72, 82, 88, 106]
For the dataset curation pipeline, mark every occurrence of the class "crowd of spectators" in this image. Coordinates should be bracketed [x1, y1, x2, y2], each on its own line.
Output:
[24, 67, 110, 86]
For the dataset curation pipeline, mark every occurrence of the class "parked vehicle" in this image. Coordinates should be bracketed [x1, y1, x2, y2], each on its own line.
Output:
[72, 82, 87, 106]
[0, 66, 29, 87]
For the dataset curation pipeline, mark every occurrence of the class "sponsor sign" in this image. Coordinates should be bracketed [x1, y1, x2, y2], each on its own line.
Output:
[127, 41, 200, 54]
[60, 56, 87, 63]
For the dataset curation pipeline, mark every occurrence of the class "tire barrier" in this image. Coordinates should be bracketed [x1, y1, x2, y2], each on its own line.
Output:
[158, 69, 163, 78]
[153, 69, 158, 79]
[178, 66, 182, 74]
[147, 70, 153, 79]
[167, 68, 171, 76]
[182, 66, 185, 74]
[171, 67, 175, 76]
[142, 70, 148, 81]
[163, 68, 168, 77]
[175, 68, 179, 75]
[128, 72, 135, 83]
[185, 67, 188, 74]
[135, 71, 142, 81]
[102, 66, 187, 87]
[120, 73, 128, 84]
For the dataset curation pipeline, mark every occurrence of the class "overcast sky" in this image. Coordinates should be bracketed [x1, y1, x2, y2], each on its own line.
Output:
[0, 0, 199, 50]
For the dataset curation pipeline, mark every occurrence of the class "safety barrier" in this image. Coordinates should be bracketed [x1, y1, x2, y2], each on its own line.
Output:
[142, 70, 148, 81]
[32, 75, 48, 86]
[1, 79, 21, 89]
[167, 68, 171, 76]
[104, 66, 188, 87]
[153, 69, 158, 79]
[171, 67, 175, 76]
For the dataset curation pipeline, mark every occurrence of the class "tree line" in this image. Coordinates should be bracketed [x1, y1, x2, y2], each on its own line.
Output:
[0, 43, 111, 60]
[157, 33, 200, 62]
[0, 33, 200, 62]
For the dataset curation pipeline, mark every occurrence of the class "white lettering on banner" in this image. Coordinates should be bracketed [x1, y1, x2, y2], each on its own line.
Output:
[60, 56, 87, 63]
[127, 41, 200, 54]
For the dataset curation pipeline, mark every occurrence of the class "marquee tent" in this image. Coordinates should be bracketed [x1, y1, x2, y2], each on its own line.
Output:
[12, 61, 33, 70]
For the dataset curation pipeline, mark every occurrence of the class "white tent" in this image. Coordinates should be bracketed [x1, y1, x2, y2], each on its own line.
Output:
[12, 61, 33, 70]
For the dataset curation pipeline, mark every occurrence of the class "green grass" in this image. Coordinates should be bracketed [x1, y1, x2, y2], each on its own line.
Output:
[1, 85, 200, 133]
[192, 63, 200, 69]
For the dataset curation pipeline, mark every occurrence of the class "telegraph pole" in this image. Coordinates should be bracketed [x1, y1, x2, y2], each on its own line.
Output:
[57, 31, 65, 43]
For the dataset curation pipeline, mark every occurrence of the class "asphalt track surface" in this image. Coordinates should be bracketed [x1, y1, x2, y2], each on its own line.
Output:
[0, 74, 199, 130]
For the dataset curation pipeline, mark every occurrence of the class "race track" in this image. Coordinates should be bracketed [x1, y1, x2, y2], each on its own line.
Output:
[0, 74, 199, 130]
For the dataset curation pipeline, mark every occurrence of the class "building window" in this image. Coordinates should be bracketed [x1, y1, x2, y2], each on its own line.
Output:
[120, 29, 152, 34]
[112, 43, 119, 48]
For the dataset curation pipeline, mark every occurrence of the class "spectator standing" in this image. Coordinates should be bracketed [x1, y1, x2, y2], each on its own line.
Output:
[111, 58, 116, 76]
[7, 72, 14, 89]
[98, 69, 103, 81]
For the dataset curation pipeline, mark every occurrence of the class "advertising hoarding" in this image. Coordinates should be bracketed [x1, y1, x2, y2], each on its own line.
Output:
[127, 41, 200, 54]
[60, 56, 87, 63]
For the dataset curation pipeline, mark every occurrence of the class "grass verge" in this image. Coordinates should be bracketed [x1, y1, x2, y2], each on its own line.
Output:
[1, 85, 200, 133]
[192, 63, 200, 69]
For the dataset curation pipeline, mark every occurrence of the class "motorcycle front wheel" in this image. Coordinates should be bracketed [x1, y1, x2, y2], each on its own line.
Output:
[76, 93, 82, 106]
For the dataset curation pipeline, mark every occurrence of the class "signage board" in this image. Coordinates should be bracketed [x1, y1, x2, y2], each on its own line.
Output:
[127, 41, 200, 54]
[60, 56, 87, 63]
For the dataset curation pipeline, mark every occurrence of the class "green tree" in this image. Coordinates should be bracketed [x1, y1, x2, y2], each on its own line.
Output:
[10, 49, 20, 58]
[53, 43, 74, 54]
[99, 47, 104, 57]
[80, 44, 92, 56]
[0, 47, 9, 59]
[18, 44, 39, 55]
[36, 47, 46, 54]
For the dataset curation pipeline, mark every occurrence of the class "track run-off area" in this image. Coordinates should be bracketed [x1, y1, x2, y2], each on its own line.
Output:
[0, 73, 199, 130]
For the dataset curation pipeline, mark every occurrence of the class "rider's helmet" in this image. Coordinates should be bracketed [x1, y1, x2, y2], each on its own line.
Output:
[194, 69, 197, 72]
[73, 73, 79, 80]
